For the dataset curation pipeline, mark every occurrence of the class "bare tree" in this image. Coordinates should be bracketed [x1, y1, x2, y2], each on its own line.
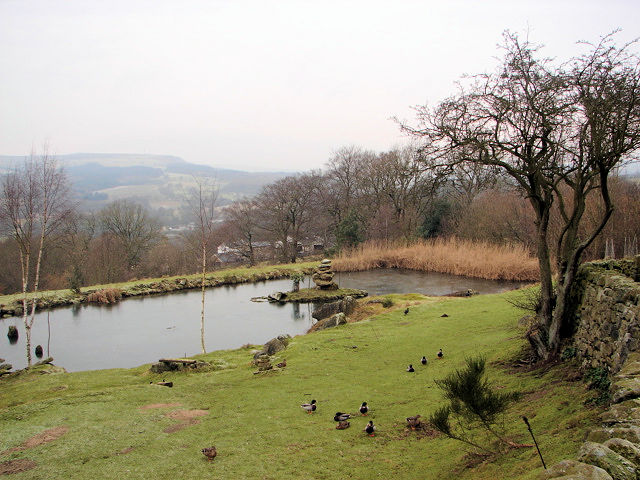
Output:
[98, 200, 162, 270]
[222, 198, 260, 266]
[185, 177, 218, 354]
[0, 149, 73, 366]
[404, 32, 640, 359]
[256, 173, 322, 263]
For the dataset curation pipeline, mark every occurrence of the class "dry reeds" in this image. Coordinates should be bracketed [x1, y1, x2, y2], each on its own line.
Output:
[86, 288, 123, 304]
[332, 238, 539, 281]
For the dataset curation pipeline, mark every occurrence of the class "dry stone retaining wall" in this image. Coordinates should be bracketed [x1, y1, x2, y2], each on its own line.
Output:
[571, 257, 640, 374]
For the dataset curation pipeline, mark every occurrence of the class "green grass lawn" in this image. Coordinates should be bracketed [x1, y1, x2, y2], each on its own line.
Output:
[0, 291, 600, 479]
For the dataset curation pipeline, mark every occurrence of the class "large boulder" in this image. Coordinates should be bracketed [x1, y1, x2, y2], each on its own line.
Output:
[612, 378, 640, 404]
[541, 459, 613, 479]
[253, 334, 292, 359]
[312, 296, 357, 320]
[603, 438, 640, 467]
[312, 301, 341, 320]
[587, 427, 640, 444]
[313, 313, 347, 331]
[577, 442, 637, 480]
[601, 400, 640, 427]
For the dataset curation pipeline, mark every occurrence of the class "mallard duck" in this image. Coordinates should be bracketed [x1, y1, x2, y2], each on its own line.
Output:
[359, 402, 369, 415]
[334, 412, 351, 422]
[406, 364, 415, 372]
[201, 446, 217, 461]
[364, 420, 376, 436]
[301, 399, 316, 414]
[421, 356, 427, 366]
[276, 359, 287, 368]
[406, 415, 422, 430]
[437, 349, 443, 359]
[336, 420, 350, 430]
[404, 307, 409, 315]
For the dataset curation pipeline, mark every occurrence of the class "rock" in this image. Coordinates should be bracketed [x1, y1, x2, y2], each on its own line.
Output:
[577, 442, 637, 480]
[262, 335, 291, 356]
[312, 296, 357, 320]
[587, 427, 640, 444]
[7, 325, 18, 340]
[267, 292, 286, 302]
[603, 438, 640, 467]
[612, 378, 640, 403]
[312, 300, 341, 320]
[615, 353, 640, 378]
[312, 260, 338, 290]
[150, 362, 177, 374]
[341, 296, 356, 315]
[601, 400, 640, 427]
[313, 313, 347, 331]
[541, 459, 613, 479]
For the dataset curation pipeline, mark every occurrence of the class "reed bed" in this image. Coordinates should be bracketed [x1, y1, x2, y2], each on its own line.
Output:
[333, 238, 539, 281]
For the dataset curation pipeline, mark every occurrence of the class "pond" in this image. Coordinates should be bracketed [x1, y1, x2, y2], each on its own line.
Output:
[0, 269, 525, 372]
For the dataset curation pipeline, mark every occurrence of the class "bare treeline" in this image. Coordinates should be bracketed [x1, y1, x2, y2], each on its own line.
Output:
[1, 143, 639, 296]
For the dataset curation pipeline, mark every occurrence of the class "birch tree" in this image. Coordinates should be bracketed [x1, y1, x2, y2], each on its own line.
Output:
[185, 177, 218, 354]
[0, 150, 73, 366]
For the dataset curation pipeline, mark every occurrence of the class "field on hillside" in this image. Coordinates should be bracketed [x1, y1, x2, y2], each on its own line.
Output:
[0, 291, 600, 479]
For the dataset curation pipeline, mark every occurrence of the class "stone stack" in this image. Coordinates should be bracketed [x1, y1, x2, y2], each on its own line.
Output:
[312, 259, 338, 290]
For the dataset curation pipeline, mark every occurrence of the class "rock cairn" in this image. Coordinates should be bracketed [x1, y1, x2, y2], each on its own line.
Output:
[312, 259, 338, 290]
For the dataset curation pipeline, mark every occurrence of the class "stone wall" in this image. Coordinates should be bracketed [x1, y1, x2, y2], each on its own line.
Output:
[571, 257, 640, 374]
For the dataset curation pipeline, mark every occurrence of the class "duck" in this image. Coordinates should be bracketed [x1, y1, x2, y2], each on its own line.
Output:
[301, 399, 316, 414]
[404, 307, 409, 315]
[364, 420, 376, 436]
[336, 420, 350, 430]
[276, 359, 287, 368]
[201, 446, 217, 461]
[334, 412, 351, 422]
[406, 364, 415, 372]
[406, 415, 422, 430]
[437, 349, 443, 359]
[359, 402, 369, 416]
[421, 356, 427, 366]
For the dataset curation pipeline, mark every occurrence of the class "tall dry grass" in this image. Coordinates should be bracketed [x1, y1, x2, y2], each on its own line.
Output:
[333, 238, 539, 281]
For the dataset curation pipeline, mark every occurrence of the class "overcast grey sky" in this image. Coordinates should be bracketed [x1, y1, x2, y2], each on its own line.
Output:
[1, 0, 638, 171]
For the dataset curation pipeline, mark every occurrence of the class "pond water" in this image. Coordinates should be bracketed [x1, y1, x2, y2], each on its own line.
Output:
[0, 269, 525, 372]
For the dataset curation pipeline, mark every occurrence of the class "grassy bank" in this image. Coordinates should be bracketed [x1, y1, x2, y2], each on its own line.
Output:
[0, 261, 318, 318]
[0, 290, 599, 479]
[333, 238, 539, 281]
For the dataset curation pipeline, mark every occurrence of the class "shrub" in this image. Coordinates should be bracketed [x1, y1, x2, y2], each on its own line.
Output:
[87, 288, 123, 304]
[429, 356, 521, 453]
[381, 297, 394, 308]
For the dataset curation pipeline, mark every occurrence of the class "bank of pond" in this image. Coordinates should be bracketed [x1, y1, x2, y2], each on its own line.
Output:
[0, 269, 526, 372]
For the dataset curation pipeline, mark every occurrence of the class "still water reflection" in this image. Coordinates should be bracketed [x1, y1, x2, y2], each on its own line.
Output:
[0, 269, 524, 372]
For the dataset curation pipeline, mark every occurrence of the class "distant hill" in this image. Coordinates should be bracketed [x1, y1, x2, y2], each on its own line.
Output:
[0, 153, 290, 224]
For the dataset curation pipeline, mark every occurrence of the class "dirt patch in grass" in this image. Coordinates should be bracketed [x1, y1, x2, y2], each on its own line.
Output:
[0, 458, 37, 475]
[139, 403, 183, 410]
[163, 419, 202, 434]
[1, 426, 68, 456]
[162, 409, 209, 434]
[165, 409, 209, 420]
[117, 447, 135, 455]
